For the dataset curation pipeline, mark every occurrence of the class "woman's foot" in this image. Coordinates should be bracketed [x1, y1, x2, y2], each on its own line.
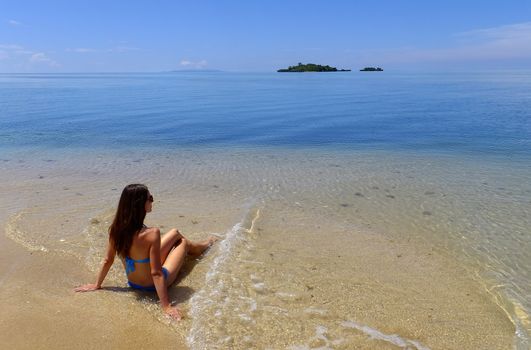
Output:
[188, 236, 218, 256]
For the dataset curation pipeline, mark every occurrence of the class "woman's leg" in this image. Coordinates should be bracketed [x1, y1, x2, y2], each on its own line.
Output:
[160, 228, 183, 264]
[161, 235, 218, 286]
[162, 238, 188, 286]
[162, 228, 217, 258]
[186, 236, 218, 256]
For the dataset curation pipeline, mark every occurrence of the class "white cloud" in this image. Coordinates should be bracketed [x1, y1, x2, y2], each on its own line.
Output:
[450, 22, 531, 60]
[179, 59, 208, 69]
[0, 44, 24, 50]
[457, 22, 531, 42]
[356, 22, 531, 66]
[0, 44, 60, 71]
[0, 44, 31, 61]
[29, 52, 46, 62]
[7, 19, 21, 26]
[66, 47, 97, 53]
[30, 52, 60, 67]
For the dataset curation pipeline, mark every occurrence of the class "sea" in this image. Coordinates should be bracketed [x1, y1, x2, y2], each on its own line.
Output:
[0, 71, 530, 349]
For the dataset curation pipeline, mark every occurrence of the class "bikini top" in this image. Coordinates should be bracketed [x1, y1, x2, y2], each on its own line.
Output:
[125, 256, 150, 275]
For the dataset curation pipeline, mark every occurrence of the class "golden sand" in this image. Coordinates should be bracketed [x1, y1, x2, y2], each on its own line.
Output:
[0, 148, 524, 349]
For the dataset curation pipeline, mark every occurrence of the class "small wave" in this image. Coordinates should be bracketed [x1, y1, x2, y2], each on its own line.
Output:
[500, 297, 529, 350]
[474, 269, 530, 349]
[186, 204, 260, 350]
[289, 325, 344, 350]
[342, 320, 430, 350]
[5, 211, 49, 252]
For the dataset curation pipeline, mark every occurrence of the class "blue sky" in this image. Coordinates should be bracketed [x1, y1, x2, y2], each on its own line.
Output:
[1, 0, 531, 72]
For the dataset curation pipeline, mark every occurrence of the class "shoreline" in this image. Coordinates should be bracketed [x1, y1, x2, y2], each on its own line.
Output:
[0, 201, 515, 349]
[0, 147, 526, 349]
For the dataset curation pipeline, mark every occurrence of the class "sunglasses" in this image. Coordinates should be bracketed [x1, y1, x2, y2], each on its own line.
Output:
[148, 194, 154, 202]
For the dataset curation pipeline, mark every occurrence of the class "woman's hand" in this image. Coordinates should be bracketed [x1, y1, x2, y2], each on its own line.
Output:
[74, 283, 101, 292]
[164, 305, 184, 321]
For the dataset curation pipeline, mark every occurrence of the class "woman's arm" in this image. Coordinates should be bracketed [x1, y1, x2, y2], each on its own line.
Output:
[74, 241, 116, 292]
[148, 228, 182, 320]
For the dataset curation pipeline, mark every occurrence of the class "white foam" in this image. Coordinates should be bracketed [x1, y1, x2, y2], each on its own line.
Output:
[342, 320, 431, 350]
[276, 291, 299, 301]
[252, 282, 266, 293]
[289, 346, 311, 350]
[238, 313, 253, 323]
[263, 305, 288, 315]
[238, 295, 258, 312]
[250, 273, 261, 283]
[187, 223, 242, 347]
[315, 325, 327, 339]
[289, 325, 337, 350]
[5, 211, 49, 252]
[303, 307, 327, 316]
[186, 206, 260, 350]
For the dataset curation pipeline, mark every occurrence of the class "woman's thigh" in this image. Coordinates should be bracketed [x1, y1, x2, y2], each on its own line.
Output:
[160, 228, 182, 264]
[162, 238, 188, 286]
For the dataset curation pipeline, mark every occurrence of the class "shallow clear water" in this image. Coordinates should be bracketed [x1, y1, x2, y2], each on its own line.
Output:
[1, 72, 530, 349]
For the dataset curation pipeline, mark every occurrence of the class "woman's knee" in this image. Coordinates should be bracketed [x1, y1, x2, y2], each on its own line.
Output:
[167, 228, 182, 240]
[181, 237, 189, 254]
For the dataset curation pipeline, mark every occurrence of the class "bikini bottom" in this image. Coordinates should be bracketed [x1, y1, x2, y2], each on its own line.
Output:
[127, 267, 169, 292]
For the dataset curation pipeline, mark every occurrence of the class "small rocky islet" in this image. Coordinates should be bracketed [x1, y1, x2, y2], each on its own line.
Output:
[360, 67, 383, 71]
[277, 63, 384, 72]
[277, 63, 351, 72]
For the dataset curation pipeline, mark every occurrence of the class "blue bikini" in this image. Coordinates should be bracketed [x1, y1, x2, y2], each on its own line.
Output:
[125, 256, 169, 292]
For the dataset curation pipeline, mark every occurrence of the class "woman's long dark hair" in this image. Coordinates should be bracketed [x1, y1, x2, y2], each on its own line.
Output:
[109, 184, 149, 258]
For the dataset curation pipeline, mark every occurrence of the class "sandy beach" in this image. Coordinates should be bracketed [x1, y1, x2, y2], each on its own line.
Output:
[2, 0, 531, 346]
[0, 0, 531, 344]
[0, 147, 524, 349]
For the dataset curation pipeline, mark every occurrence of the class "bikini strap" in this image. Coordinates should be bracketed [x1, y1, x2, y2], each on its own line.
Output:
[125, 256, 151, 275]
[125, 256, 136, 275]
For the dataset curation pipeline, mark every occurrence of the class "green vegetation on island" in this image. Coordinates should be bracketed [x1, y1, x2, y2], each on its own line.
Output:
[360, 67, 383, 71]
[277, 63, 351, 72]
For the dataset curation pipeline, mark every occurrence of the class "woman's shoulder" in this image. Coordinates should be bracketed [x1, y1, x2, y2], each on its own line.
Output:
[138, 226, 161, 242]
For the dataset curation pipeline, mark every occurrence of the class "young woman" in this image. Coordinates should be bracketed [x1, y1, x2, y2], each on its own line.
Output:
[74, 184, 216, 320]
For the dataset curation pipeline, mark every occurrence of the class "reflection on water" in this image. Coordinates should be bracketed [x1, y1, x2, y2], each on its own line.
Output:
[1, 72, 531, 157]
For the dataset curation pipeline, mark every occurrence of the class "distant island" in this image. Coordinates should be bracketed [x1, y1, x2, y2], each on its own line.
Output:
[360, 67, 383, 72]
[278, 63, 351, 72]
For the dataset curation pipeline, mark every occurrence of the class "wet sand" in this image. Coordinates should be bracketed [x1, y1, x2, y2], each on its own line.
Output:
[0, 234, 186, 349]
[0, 206, 514, 349]
[0, 147, 525, 349]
